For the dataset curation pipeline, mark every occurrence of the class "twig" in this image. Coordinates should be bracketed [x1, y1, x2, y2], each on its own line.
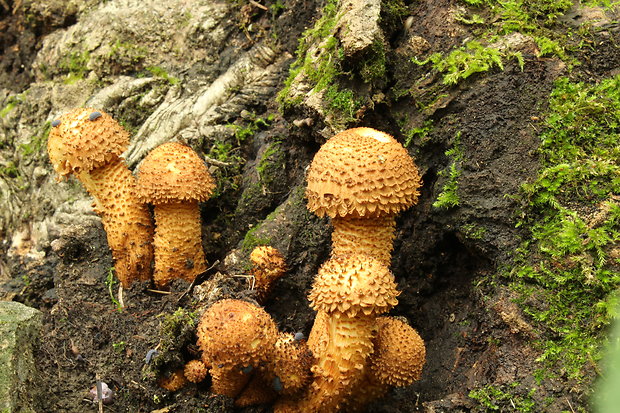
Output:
[566, 398, 575, 413]
[95, 374, 104, 413]
[117, 285, 125, 309]
[249, 0, 268, 10]
[176, 260, 220, 304]
[147, 288, 172, 295]
[203, 156, 231, 167]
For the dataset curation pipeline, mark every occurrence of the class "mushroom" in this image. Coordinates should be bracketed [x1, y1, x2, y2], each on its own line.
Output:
[287, 254, 400, 412]
[196, 299, 278, 398]
[47, 108, 154, 287]
[184, 359, 208, 384]
[250, 245, 287, 303]
[136, 141, 215, 288]
[305, 127, 422, 266]
[157, 368, 188, 391]
[345, 316, 426, 411]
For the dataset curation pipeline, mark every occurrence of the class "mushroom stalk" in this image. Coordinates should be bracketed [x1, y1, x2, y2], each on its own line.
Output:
[152, 201, 206, 287]
[299, 314, 375, 412]
[76, 157, 153, 287]
[331, 216, 396, 266]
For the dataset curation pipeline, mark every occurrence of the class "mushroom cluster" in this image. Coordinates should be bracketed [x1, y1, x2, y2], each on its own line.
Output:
[188, 299, 312, 406]
[48, 108, 217, 289]
[277, 127, 427, 412]
[47, 108, 154, 287]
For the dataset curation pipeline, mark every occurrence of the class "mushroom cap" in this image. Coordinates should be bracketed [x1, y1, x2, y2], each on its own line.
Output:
[305, 127, 422, 218]
[271, 333, 313, 395]
[47, 108, 129, 176]
[197, 299, 278, 368]
[184, 359, 208, 383]
[370, 316, 425, 387]
[136, 141, 215, 204]
[308, 254, 399, 317]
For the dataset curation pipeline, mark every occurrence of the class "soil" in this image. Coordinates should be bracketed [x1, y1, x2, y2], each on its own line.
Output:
[2, 0, 619, 412]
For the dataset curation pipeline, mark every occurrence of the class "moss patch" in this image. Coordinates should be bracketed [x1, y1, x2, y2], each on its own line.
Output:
[507, 74, 620, 381]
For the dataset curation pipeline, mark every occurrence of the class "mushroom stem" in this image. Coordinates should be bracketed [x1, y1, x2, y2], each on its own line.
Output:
[330, 216, 396, 266]
[76, 157, 153, 287]
[210, 366, 252, 398]
[298, 314, 375, 412]
[152, 201, 206, 288]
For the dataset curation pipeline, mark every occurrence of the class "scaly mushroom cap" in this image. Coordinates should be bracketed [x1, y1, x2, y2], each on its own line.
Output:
[184, 359, 208, 384]
[370, 316, 425, 387]
[308, 254, 399, 318]
[250, 246, 287, 302]
[272, 333, 313, 395]
[137, 141, 215, 204]
[305, 127, 422, 218]
[47, 108, 129, 176]
[197, 299, 278, 368]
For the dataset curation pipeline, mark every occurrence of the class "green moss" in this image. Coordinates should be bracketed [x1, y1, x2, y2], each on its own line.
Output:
[414, 40, 523, 86]
[0, 162, 19, 179]
[433, 131, 463, 209]
[359, 39, 387, 85]
[403, 119, 433, 148]
[469, 383, 537, 412]
[277, 0, 362, 125]
[59, 51, 90, 84]
[144, 66, 180, 85]
[19, 122, 51, 158]
[461, 223, 487, 240]
[257, 142, 285, 185]
[241, 223, 272, 253]
[507, 74, 620, 381]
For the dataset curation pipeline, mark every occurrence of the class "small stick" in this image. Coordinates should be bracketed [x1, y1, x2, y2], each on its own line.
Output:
[176, 260, 220, 304]
[249, 0, 268, 10]
[95, 374, 104, 413]
[147, 289, 172, 295]
[117, 285, 125, 309]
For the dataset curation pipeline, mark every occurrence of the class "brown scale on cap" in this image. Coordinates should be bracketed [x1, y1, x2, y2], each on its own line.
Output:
[345, 316, 426, 411]
[250, 246, 287, 303]
[136, 141, 215, 288]
[305, 127, 422, 266]
[288, 254, 399, 412]
[196, 299, 278, 398]
[184, 359, 208, 384]
[47, 108, 153, 287]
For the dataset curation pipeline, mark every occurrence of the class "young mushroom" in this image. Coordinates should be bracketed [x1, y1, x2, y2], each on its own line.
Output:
[305, 127, 422, 266]
[47, 108, 154, 287]
[344, 316, 425, 411]
[250, 245, 287, 303]
[196, 299, 279, 398]
[136, 142, 215, 288]
[283, 253, 400, 412]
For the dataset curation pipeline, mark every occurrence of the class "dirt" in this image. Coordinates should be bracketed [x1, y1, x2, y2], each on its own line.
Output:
[2, 0, 620, 412]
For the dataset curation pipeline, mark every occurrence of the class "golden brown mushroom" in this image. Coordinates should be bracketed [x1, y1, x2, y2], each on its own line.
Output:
[345, 316, 426, 411]
[136, 142, 215, 288]
[305, 127, 422, 265]
[250, 246, 287, 303]
[289, 254, 400, 412]
[157, 368, 188, 391]
[47, 108, 153, 287]
[184, 359, 208, 384]
[196, 299, 278, 398]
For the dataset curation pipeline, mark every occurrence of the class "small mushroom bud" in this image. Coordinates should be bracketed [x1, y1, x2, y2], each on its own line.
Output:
[47, 108, 154, 287]
[184, 359, 208, 383]
[196, 299, 278, 398]
[136, 142, 215, 288]
[89, 382, 114, 405]
[250, 245, 287, 303]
